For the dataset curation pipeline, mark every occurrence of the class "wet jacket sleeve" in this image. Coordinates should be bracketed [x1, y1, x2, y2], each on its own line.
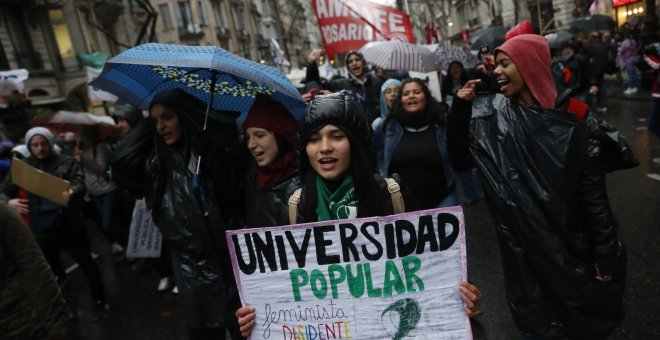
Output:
[0, 204, 71, 338]
[0, 170, 18, 202]
[447, 96, 476, 172]
[63, 158, 85, 195]
[578, 141, 620, 276]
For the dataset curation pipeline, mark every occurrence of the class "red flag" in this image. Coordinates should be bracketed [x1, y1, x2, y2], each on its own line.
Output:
[461, 28, 470, 41]
[312, 0, 415, 59]
[425, 22, 438, 44]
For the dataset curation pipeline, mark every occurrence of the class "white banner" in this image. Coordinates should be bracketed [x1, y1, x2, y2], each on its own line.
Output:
[227, 206, 471, 340]
[126, 200, 162, 258]
[0, 69, 29, 95]
[86, 67, 118, 102]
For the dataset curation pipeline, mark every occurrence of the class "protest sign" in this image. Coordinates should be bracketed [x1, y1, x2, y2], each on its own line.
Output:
[11, 157, 70, 206]
[312, 0, 415, 59]
[126, 200, 162, 258]
[227, 206, 471, 340]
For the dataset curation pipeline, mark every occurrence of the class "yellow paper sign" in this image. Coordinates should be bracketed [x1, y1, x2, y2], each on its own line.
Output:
[11, 157, 71, 206]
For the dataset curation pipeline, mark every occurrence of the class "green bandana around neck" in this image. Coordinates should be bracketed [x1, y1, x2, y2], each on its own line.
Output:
[315, 174, 358, 221]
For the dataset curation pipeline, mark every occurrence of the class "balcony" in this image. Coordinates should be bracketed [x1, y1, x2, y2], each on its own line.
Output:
[238, 29, 250, 40]
[216, 26, 229, 39]
[178, 24, 205, 40]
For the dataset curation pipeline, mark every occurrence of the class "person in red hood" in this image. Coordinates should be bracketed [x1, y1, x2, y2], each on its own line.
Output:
[447, 34, 636, 339]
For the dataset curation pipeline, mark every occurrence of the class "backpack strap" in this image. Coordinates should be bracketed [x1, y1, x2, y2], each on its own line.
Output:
[384, 178, 405, 214]
[288, 188, 302, 225]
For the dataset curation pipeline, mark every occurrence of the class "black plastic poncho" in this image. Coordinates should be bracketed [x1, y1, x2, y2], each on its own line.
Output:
[448, 94, 637, 338]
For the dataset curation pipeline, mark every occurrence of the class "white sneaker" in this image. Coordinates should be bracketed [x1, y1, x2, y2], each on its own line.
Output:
[158, 277, 171, 292]
[623, 87, 632, 95]
[172, 286, 179, 294]
[110, 243, 124, 254]
[625, 87, 638, 95]
[647, 173, 660, 182]
[653, 157, 660, 165]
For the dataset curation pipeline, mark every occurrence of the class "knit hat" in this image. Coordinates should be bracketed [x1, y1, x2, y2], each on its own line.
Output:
[495, 34, 557, 109]
[25, 127, 55, 149]
[243, 95, 297, 146]
[298, 92, 373, 177]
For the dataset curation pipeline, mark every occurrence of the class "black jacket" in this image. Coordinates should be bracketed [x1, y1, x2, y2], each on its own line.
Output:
[244, 160, 301, 228]
[447, 94, 637, 339]
[0, 204, 71, 339]
[305, 62, 383, 122]
[112, 119, 245, 329]
[551, 51, 592, 97]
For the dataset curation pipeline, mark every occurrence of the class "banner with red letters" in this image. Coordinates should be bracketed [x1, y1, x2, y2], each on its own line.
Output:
[312, 0, 415, 59]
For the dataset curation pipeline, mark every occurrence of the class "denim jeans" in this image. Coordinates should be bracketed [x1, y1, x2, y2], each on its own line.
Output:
[92, 190, 120, 243]
[626, 66, 638, 88]
[650, 100, 660, 139]
[456, 169, 482, 204]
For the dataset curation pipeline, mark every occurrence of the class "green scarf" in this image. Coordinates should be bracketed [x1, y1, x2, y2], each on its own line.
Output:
[315, 174, 358, 221]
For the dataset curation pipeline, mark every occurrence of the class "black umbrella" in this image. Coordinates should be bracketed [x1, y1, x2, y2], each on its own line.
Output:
[469, 26, 509, 51]
[569, 14, 615, 33]
[546, 30, 575, 50]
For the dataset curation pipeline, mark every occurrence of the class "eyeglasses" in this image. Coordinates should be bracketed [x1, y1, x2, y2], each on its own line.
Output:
[384, 88, 400, 95]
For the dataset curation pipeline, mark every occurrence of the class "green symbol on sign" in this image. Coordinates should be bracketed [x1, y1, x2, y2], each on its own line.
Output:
[381, 298, 421, 340]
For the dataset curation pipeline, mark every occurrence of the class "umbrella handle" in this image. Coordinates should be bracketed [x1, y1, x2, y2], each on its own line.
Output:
[203, 70, 217, 131]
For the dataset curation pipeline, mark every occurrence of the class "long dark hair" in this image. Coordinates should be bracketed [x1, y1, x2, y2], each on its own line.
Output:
[298, 127, 389, 221]
[383, 78, 446, 131]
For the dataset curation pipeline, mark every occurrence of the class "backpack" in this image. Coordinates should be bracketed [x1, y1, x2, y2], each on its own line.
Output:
[287, 178, 405, 225]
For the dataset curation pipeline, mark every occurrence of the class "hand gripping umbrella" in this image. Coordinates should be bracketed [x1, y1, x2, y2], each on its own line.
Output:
[89, 43, 306, 185]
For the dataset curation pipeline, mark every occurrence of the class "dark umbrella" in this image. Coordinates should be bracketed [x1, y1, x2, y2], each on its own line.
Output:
[469, 26, 509, 51]
[546, 30, 575, 50]
[569, 15, 615, 33]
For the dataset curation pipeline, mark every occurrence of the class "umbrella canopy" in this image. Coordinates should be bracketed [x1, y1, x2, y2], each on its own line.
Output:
[469, 26, 509, 51]
[569, 15, 615, 33]
[46, 111, 120, 137]
[432, 44, 479, 70]
[88, 43, 306, 121]
[359, 40, 438, 73]
[545, 30, 575, 50]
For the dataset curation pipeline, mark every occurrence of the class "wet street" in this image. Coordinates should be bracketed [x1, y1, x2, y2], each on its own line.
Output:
[64, 93, 660, 339]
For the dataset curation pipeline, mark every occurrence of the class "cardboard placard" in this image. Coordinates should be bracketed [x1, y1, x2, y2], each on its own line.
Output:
[11, 157, 70, 206]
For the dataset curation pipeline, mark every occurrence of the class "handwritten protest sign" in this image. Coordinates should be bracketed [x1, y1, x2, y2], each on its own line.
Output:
[126, 200, 162, 258]
[227, 206, 471, 340]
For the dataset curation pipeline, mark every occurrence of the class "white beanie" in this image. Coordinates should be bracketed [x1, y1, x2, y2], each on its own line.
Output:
[24, 127, 55, 156]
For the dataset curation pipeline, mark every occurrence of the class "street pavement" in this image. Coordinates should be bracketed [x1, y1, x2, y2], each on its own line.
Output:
[63, 93, 660, 339]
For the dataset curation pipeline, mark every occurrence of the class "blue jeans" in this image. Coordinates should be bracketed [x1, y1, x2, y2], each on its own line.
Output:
[456, 170, 482, 204]
[92, 190, 119, 243]
[626, 66, 638, 88]
[437, 193, 459, 208]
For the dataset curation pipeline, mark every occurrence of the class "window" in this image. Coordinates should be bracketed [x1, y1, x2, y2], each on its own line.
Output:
[212, 2, 226, 28]
[252, 14, 262, 36]
[176, 1, 196, 33]
[79, 9, 99, 52]
[2, 6, 42, 70]
[159, 4, 174, 29]
[198, 1, 209, 26]
[242, 41, 251, 59]
[233, 6, 245, 31]
[48, 9, 76, 71]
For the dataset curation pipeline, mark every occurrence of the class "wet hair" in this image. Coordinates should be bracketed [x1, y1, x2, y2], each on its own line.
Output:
[297, 92, 389, 220]
[383, 78, 446, 131]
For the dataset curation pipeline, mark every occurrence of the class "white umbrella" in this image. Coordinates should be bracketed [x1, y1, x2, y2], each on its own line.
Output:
[434, 45, 480, 71]
[359, 40, 438, 73]
[50, 111, 117, 127]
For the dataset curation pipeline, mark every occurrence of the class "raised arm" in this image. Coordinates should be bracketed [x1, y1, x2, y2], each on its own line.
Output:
[447, 79, 480, 172]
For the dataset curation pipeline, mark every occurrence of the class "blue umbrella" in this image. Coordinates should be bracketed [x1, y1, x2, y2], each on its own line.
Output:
[88, 43, 306, 122]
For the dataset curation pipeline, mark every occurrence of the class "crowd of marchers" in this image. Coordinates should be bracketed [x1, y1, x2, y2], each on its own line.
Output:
[2, 23, 657, 340]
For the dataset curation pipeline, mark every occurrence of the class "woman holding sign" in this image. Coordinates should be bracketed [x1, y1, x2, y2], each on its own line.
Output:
[448, 34, 637, 339]
[236, 92, 482, 337]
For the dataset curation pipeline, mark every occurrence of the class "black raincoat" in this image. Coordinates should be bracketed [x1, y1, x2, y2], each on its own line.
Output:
[244, 159, 301, 227]
[111, 116, 245, 330]
[448, 94, 637, 339]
